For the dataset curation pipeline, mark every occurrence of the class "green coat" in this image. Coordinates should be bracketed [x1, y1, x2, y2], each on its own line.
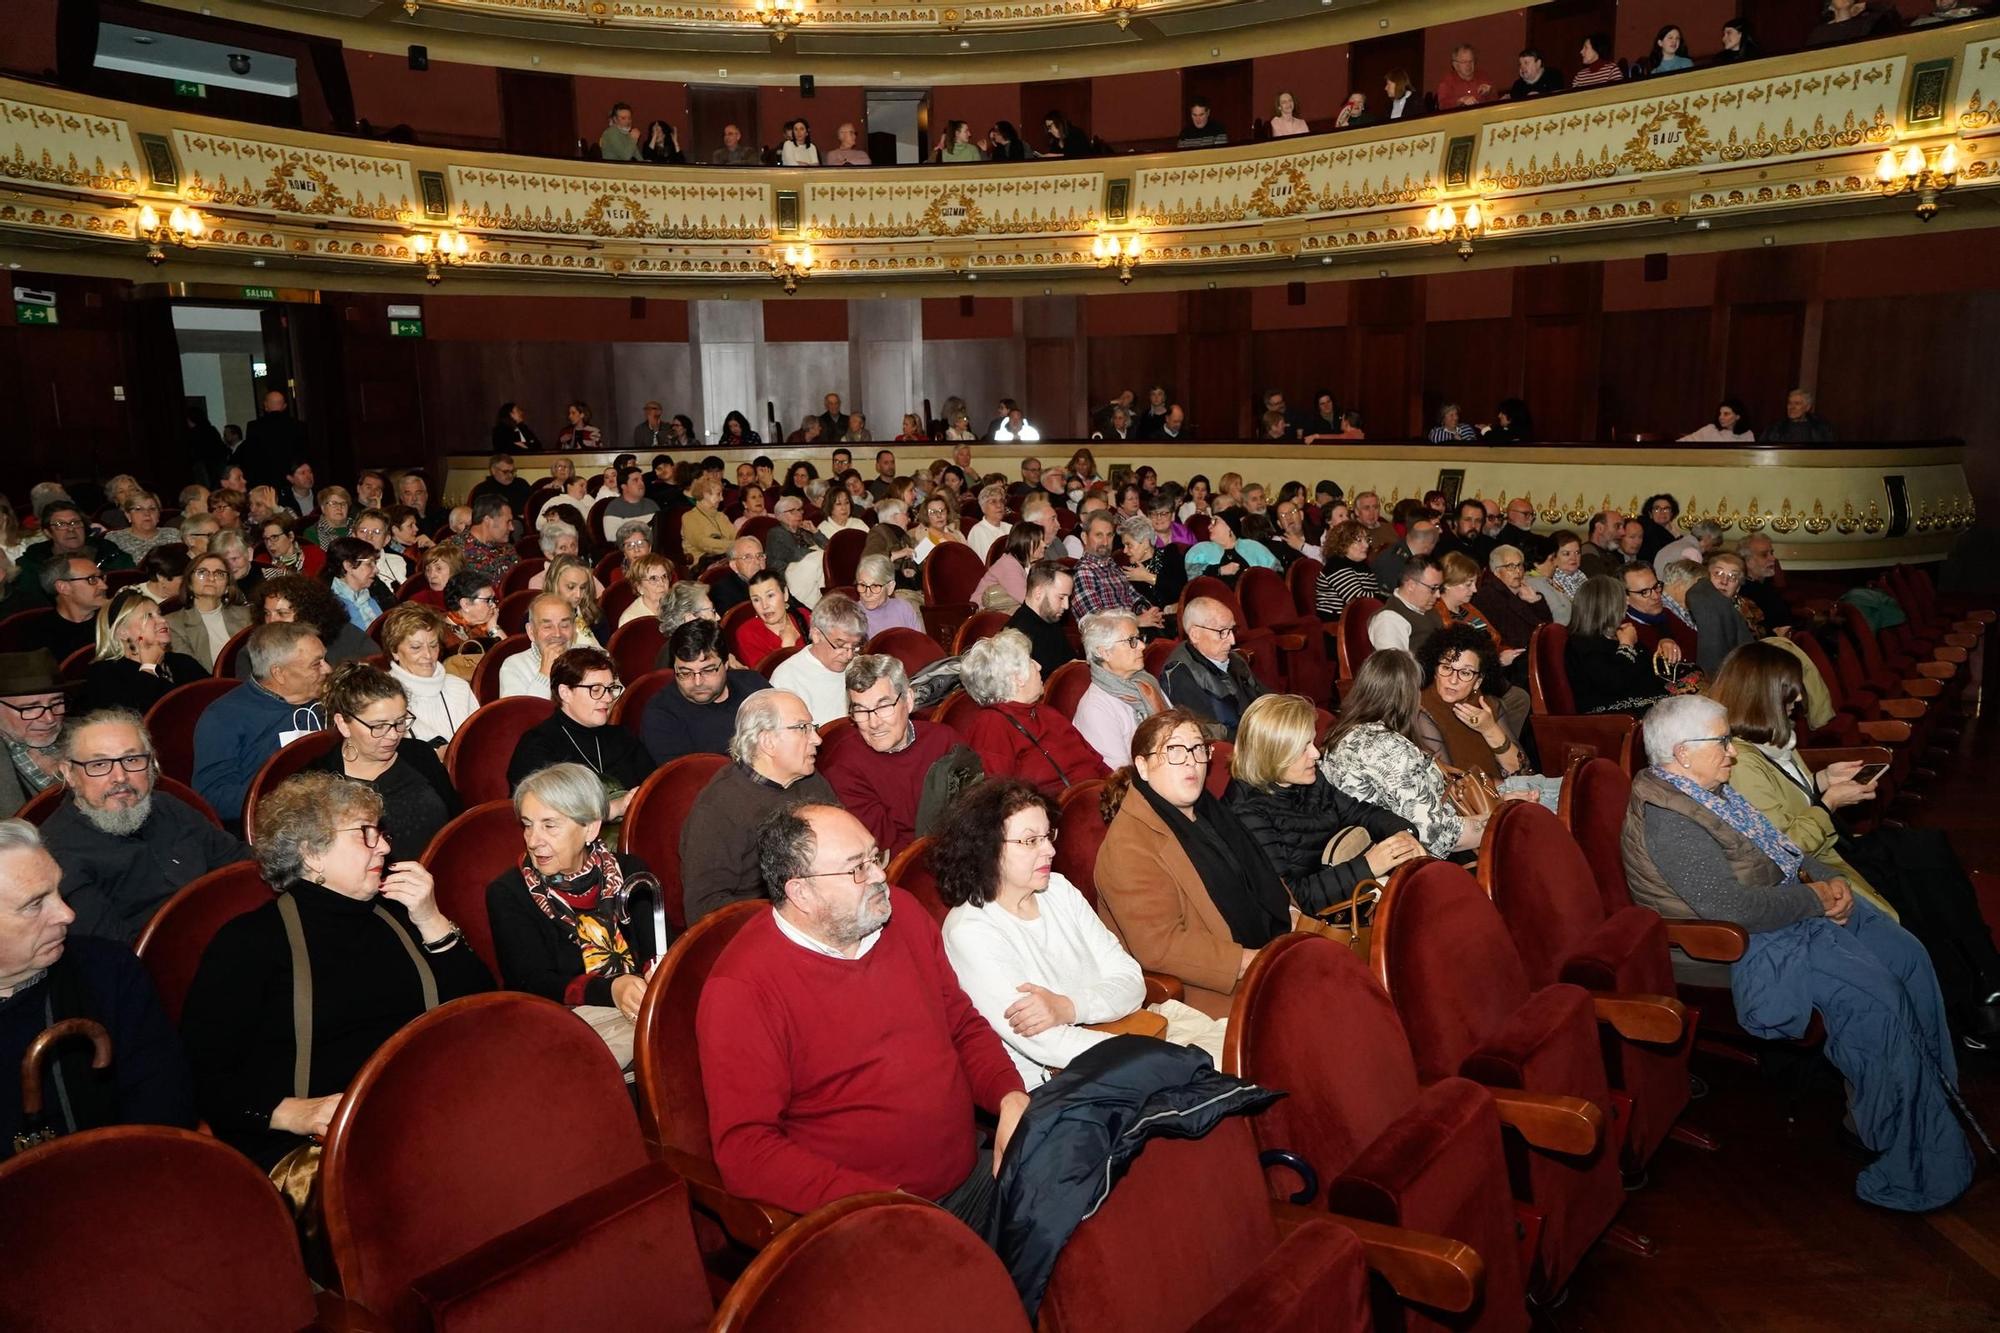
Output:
[1728, 742, 1897, 920]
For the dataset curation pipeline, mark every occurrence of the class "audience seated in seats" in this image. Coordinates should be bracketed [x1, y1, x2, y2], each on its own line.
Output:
[681, 688, 837, 926]
[19, 502, 133, 591]
[165, 552, 252, 672]
[323, 537, 387, 634]
[1003, 560, 1080, 681]
[1621, 560, 1699, 663]
[1622, 695, 1972, 1211]
[0, 818, 195, 1159]
[254, 512, 323, 582]
[1070, 511, 1166, 628]
[1314, 520, 1384, 620]
[0, 651, 71, 813]
[1570, 33, 1624, 86]
[1072, 611, 1170, 770]
[818, 654, 980, 856]
[1369, 555, 1447, 657]
[308, 662, 461, 859]
[771, 593, 869, 725]
[1737, 534, 1793, 636]
[1566, 575, 1674, 715]
[965, 483, 1015, 560]
[1712, 644, 2000, 1048]
[81, 591, 208, 717]
[1577, 511, 1625, 580]
[237, 575, 377, 676]
[505, 647, 653, 815]
[854, 555, 923, 637]
[1435, 550, 1518, 665]
[501, 593, 579, 700]
[41, 708, 246, 945]
[1690, 553, 1758, 676]
[738, 569, 810, 665]
[1659, 558, 1705, 637]
[1529, 530, 1579, 623]
[1159, 595, 1266, 739]
[180, 771, 491, 1176]
[1093, 710, 1303, 1019]
[104, 489, 181, 563]
[1224, 693, 1424, 915]
[379, 603, 477, 750]
[959, 630, 1109, 798]
[643, 619, 767, 765]
[600, 467, 660, 544]
[1320, 650, 1487, 857]
[1183, 511, 1280, 583]
[487, 762, 659, 1069]
[695, 802, 1028, 1226]
[1652, 518, 1723, 580]
[1265, 497, 1321, 570]
[542, 554, 609, 648]
[192, 623, 327, 824]
[816, 489, 869, 540]
[682, 478, 736, 568]
[972, 523, 1048, 615]
[708, 537, 765, 617]
[442, 569, 503, 645]
[28, 553, 108, 663]
[937, 777, 1227, 1086]
[1413, 624, 1554, 808]
[1472, 542, 1554, 651]
[766, 494, 828, 600]
[619, 551, 675, 629]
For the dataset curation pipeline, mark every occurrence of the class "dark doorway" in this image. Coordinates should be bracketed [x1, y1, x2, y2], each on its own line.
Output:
[1349, 31, 1426, 117]
[1021, 77, 1092, 152]
[689, 84, 761, 164]
[499, 69, 577, 158]
[1526, 0, 1620, 79]
[1185, 59, 1252, 139]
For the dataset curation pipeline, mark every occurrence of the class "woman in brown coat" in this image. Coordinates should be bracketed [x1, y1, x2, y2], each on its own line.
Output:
[1092, 708, 1300, 1018]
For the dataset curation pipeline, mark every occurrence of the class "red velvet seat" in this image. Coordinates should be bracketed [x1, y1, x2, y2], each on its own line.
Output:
[1480, 801, 1701, 1173]
[0, 1126, 320, 1333]
[1142, 635, 1178, 681]
[612, 667, 673, 741]
[56, 645, 92, 683]
[322, 993, 712, 1332]
[145, 677, 242, 785]
[499, 557, 545, 598]
[718, 602, 758, 662]
[884, 835, 948, 922]
[497, 588, 537, 636]
[922, 540, 987, 610]
[1227, 933, 1529, 1332]
[755, 644, 803, 677]
[418, 799, 523, 976]
[824, 528, 867, 588]
[1524, 627, 1646, 772]
[469, 634, 532, 705]
[1287, 556, 1323, 618]
[608, 616, 667, 684]
[593, 549, 624, 585]
[0, 607, 52, 653]
[1240, 566, 1334, 704]
[634, 899, 799, 1251]
[241, 729, 341, 843]
[930, 688, 981, 736]
[1040, 1116, 1375, 1333]
[1526, 624, 1574, 715]
[600, 579, 639, 627]
[133, 860, 271, 1025]
[1053, 779, 1110, 904]
[954, 609, 1010, 654]
[867, 626, 947, 677]
[1372, 859, 1634, 1298]
[1337, 596, 1382, 695]
[446, 696, 555, 806]
[620, 752, 731, 936]
[210, 624, 257, 680]
[13, 775, 218, 828]
[713, 1193, 1030, 1333]
[1043, 659, 1092, 718]
[739, 514, 780, 549]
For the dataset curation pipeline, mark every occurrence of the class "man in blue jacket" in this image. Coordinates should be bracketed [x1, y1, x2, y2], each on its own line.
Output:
[191, 622, 327, 828]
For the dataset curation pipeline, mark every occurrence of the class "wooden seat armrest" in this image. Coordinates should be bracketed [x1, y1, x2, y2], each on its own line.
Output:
[1951, 620, 1985, 635]
[1083, 1010, 1169, 1039]
[1271, 1203, 1483, 1314]
[1142, 970, 1184, 1005]
[1488, 1089, 1604, 1155]
[1592, 992, 1688, 1044]
[1274, 632, 1308, 651]
[1914, 661, 1956, 680]
[1856, 719, 1913, 744]
[1878, 696, 1930, 717]
[1932, 645, 1968, 665]
[1944, 633, 1978, 649]
[1962, 609, 1997, 625]
[1798, 745, 1891, 773]
[658, 1145, 797, 1249]
[1664, 919, 1748, 962]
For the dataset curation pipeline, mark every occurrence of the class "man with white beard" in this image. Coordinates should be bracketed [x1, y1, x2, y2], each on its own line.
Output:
[39, 709, 247, 944]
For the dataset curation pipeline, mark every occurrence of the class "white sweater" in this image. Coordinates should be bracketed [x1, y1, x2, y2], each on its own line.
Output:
[390, 659, 479, 746]
[941, 873, 1147, 1086]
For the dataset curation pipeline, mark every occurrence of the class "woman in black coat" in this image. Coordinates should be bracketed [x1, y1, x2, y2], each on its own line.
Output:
[1565, 575, 1672, 715]
[505, 648, 655, 818]
[1224, 693, 1426, 911]
[82, 592, 210, 715]
[309, 663, 463, 861]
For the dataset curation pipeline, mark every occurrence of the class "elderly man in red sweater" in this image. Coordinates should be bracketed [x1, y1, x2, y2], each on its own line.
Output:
[696, 804, 1030, 1233]
[817, 654, 976, 856]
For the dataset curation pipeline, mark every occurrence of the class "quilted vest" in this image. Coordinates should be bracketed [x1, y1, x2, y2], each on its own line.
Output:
[1619, 767, 1787, 920]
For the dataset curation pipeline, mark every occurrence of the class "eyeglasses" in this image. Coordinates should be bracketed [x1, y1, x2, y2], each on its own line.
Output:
[796, 847, 890, 884]
[1187, 623, 1236, 639]
[56, 571, 106, 585]
[192, 568, 228, 580]
[1629, 581, 1664, 597]
[128, 505, 160, 515]
[46, 518, 84, 531]
[1002, 830, 1058, 850]
[777, 720, 816, 735]
[1680, 736, 1735, 751]
[1436, 663, 1482, 682]
[1154, 741, 1213, 766]
[345, 712, 416, 737]
[673, 662, 723, 683]
[1417, 580, 1445, 593]
[818, 630, 865, 655]
[340, 824, 389, 849]
[71, 752, 153, 778]
[848, 695, 907, 722]
[0, 698, 66, 721]
[1113, 634, 1145, 651]
[576, 682, 625, 701]
[1493, 560, 1524, 571]
[1711, 571, 1743, 586]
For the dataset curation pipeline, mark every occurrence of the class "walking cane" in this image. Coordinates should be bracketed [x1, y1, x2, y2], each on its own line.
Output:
[13, 1018, 112, 1155]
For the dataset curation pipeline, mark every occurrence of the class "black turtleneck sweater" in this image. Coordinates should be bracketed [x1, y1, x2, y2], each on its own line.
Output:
[506, 712, 656, 794]
[179, 880, 491, 1168]
[307, 738, 461, 861]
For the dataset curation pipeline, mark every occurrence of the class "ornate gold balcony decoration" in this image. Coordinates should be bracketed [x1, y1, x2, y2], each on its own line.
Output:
[1539, 494, 1565, 525]
[1770, 499, 1802, 535]
[1091, 229, 1142, 283]
[1861, 500, 1886, 534]
[768, 238, 816, 293]
[1740, 498, 1767, 533]
[1804, 500, 1834, 535]
[1875, 141, 1956, 219]
[410, 228, 471, 284]
[135, 202, 204, 264]
[1422, 199, 1481, 259]
[1094, 0, 1140, 28]
[751, 0, 810, 40]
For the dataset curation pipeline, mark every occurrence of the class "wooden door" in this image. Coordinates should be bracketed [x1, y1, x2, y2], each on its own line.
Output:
[498, 70, 578, 158]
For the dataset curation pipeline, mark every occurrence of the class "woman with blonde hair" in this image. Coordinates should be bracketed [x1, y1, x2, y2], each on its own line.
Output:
[82, 589, 208, 714]
[681, 476, 734, 566]
[542, 553, 606, 647]
[381, 602, 478, 750]
[620, 552, 675, 627]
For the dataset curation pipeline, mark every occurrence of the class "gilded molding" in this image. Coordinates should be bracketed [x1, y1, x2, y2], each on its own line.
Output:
[1959, 37, 2000, 130]
[176, 132, 414, 222]
[0, 96, 141, 196]
[407, 0, 1218, 30]
[1133, 134, 1442, 226]
[449, 165, 771, 238]
[804, 175, 1101, 239]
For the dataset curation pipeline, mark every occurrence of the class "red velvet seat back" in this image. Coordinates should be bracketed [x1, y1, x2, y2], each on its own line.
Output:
[212, 624, 257, 680]
[0, 1127, 318, 1333]
[635, 899, 762, 1164]
[718, 603, 758, 661]
[446, 696, 556, 806]
[134, 860, 270, 1025]
[1479, 802, 1611, 990]
[824, 529, 867, 588]
[954, 609, 1010, 654]
[470, 635, 531, 705]
[867, 626, 947, 677]
[323, 993, 708, 1328]
[885, 836, 948, 923]
[608, 617, 667, 685]
[922, 541, 987, 607]
[1373, 861, 1533, 1086]
[1141, 636, 1178, 680]
[145, 677, 243, 784]
[612, 667, 673, 741]
[930, 689, 982, 737]
[1568, 758, 1636, 918]
[599, 579, 639, 627]
[1339, 597, 1382, 683]
[621, 752, 731, 935]
[1044, 659, 1092, 718]
[242, 729, 341, 843]
[1527, 624, 1575, 715]
[499, 558, 545, 598]
[1287, 557, 1323, 617]
[1238, 566, 1300, 630]
[0, 607, 53, 653]
[713, 1193, 1031, 1333]
[739, 515, 780, 548]
[1053, 779, 1109, 905]
[497, 589, 537, 636]
[419, 799, 523, 976]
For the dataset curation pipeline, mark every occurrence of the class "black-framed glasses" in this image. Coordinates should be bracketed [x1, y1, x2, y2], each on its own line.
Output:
[0, 698, 66, 721]
[340, 824, 388, 849]
[1187, 623, 1236, 639]
[577, 682, 625, 701]
[1630, 581, 1664, 597]
[1418, 580, 1445, 593]
[71, 752, 153, 778]
[673, 661, 724, 683]
[817, 629, 865, 655]
[56, 570, 105, 585]
[776, 720, 816, 736]
[848, 696, 906, 723]
[796, 848, 890, 884]
[45, 517, 84, 531]
[1155, 741, 1213, 766]
[1680, 735, 1735, 751]
[1436, 663, 1482, 682]
[1114, 634, 1145, 650]
[345, 712, 416, 738]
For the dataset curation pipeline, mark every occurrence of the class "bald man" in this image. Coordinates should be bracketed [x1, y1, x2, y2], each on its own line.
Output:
[1158, 596, 1267, 739]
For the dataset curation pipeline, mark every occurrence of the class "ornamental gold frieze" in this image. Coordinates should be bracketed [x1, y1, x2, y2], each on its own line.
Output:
[1133, 134, 1441, 227]
[0, 97, 141, 196]
[1689, 172, 1876, 213]
[804, 175, 1101, 240]
[1959, 37, 2000, 132]
[1479, 54, 1903, 195]
[449, 166, 769, 240]
[407, 0, 1203, 29]
[175, 132, 414, 223]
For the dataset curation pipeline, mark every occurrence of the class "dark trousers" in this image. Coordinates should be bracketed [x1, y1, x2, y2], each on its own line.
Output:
[934, 1147, 999, 1245]
[1845, 826, 2000, 1030]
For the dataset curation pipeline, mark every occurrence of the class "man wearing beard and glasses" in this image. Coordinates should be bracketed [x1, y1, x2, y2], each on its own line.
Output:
[39, 709, 247, 944]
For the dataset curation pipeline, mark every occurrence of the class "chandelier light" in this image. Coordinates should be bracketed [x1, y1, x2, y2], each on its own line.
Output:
[752, 0, 810, 40]
[410, 229, 472, 285]
[769, 240, 817, 293]
[1092, 231, 1142, 284]
[1424, 200, 1482, 260]
[1875, 142, 1957, 222]
[136, 203, 205, 265]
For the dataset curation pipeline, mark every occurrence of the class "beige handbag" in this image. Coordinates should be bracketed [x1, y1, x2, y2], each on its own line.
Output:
[1299, 826, 1382, 960]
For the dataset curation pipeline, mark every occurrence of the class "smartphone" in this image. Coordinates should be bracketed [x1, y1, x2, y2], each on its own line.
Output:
[1851, 762, 1890, 787]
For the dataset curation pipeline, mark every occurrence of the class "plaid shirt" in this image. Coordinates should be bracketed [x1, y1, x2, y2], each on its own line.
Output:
[1071, 551, 1139, 619]
[460, 536, 520, 586]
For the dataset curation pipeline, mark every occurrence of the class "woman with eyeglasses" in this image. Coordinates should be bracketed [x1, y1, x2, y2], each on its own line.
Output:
[935, 777, 1227, 1086]
[180, 770, 490, 1178]
[484, 762, 661, 1068]
[105, 490, 181, 562]
[853, 554, 923, 637]
[959, 629, 1108, 799]
[505, 648, 652, 819]
[82, 590, 209, 715]
[1321, 650, 1490, 858]
[442, 570, 502, 646]
[1071, 611, 1169, 770]
[257, 512, 325, 580]
[618, 552, 674, 629]
[166, 552, 252, 672]
[308, 662, 461, 857]
[303, 486, 353, 547]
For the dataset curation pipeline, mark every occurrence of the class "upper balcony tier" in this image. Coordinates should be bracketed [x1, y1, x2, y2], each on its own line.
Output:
[4, 19, 1997, 296]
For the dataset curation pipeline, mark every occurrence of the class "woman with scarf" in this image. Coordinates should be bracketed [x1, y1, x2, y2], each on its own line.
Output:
[1470, 542, 1554, 653]
[505, 649, 652, 820]
[1622, 694, 1973, 1212]
[1094, 709, 1302, 1019]
[1071, 612, 1169, 770]
[486, 762, 660, 1069]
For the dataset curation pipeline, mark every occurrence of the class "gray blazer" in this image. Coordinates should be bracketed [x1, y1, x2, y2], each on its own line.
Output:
[166, 602, 251, 672]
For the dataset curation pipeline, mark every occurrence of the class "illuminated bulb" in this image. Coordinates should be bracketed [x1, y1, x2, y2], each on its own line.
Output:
[138, 204, 161, 232]
[1463, 201, 1481, 231]
[1901, 146, 1924, 177]
[452, 233, 469, 257]
[411, 234, 432, 256]
[1438, 204, 1457, 231]
[1876, 149, 1898, 183]
[1936, 143, 1957, 176]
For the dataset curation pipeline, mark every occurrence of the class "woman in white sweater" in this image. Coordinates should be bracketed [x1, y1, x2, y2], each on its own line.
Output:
[381, 602, 479, 751]
[934, 778, 1225, 1085]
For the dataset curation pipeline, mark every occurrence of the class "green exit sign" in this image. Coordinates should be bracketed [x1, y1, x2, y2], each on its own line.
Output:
[173, 79, 207, 99]
[14, 303, 55, 325]
[388, 318, 424, 338]
[240, 285, 278, 301]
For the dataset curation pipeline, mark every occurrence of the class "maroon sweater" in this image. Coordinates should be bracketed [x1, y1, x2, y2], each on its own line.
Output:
[695, 890, 1023, 1212]
[962, 700, 1110, 798]
[817, 720, 960, 855]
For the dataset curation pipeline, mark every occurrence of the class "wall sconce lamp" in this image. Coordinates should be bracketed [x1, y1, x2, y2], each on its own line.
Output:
[136, 203, 205, 265]
[1875, 143, 1956, 221]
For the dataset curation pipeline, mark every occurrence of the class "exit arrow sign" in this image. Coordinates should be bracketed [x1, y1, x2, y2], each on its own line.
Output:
[388, 318, 424, 338]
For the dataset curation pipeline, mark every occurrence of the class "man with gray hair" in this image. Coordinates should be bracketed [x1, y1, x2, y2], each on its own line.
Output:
[1764, 387, 1836, 444]
[1579, 509, 1626, 580]
[191, 622, 327, 827]
[681, 688, 838, 926]
[0, 817, 196, 1157]
[819, 654, 979, 856]
[1071, 510, 1163, 629]
[42, 709, 246, 944]
[1736, 532, 1793, 635]
[1652, 518, 1724, 580]
[766, 493, 828, 606]
[1370, 517, 1438, 593]
[499, 594, 577, 700]
[1161, 596, 1266, 739]
[771, 593, 869, 725]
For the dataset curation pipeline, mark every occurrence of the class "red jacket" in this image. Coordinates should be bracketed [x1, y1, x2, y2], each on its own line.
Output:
[962, 700, 1110, 798]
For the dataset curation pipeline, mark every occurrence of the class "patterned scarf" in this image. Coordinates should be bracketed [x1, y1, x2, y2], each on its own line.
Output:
[1551, 566, 1587, 596]
[519, 841, 638, 980]
[1663, 593, 1695, 628]
[1652, 766, 1804, 880]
